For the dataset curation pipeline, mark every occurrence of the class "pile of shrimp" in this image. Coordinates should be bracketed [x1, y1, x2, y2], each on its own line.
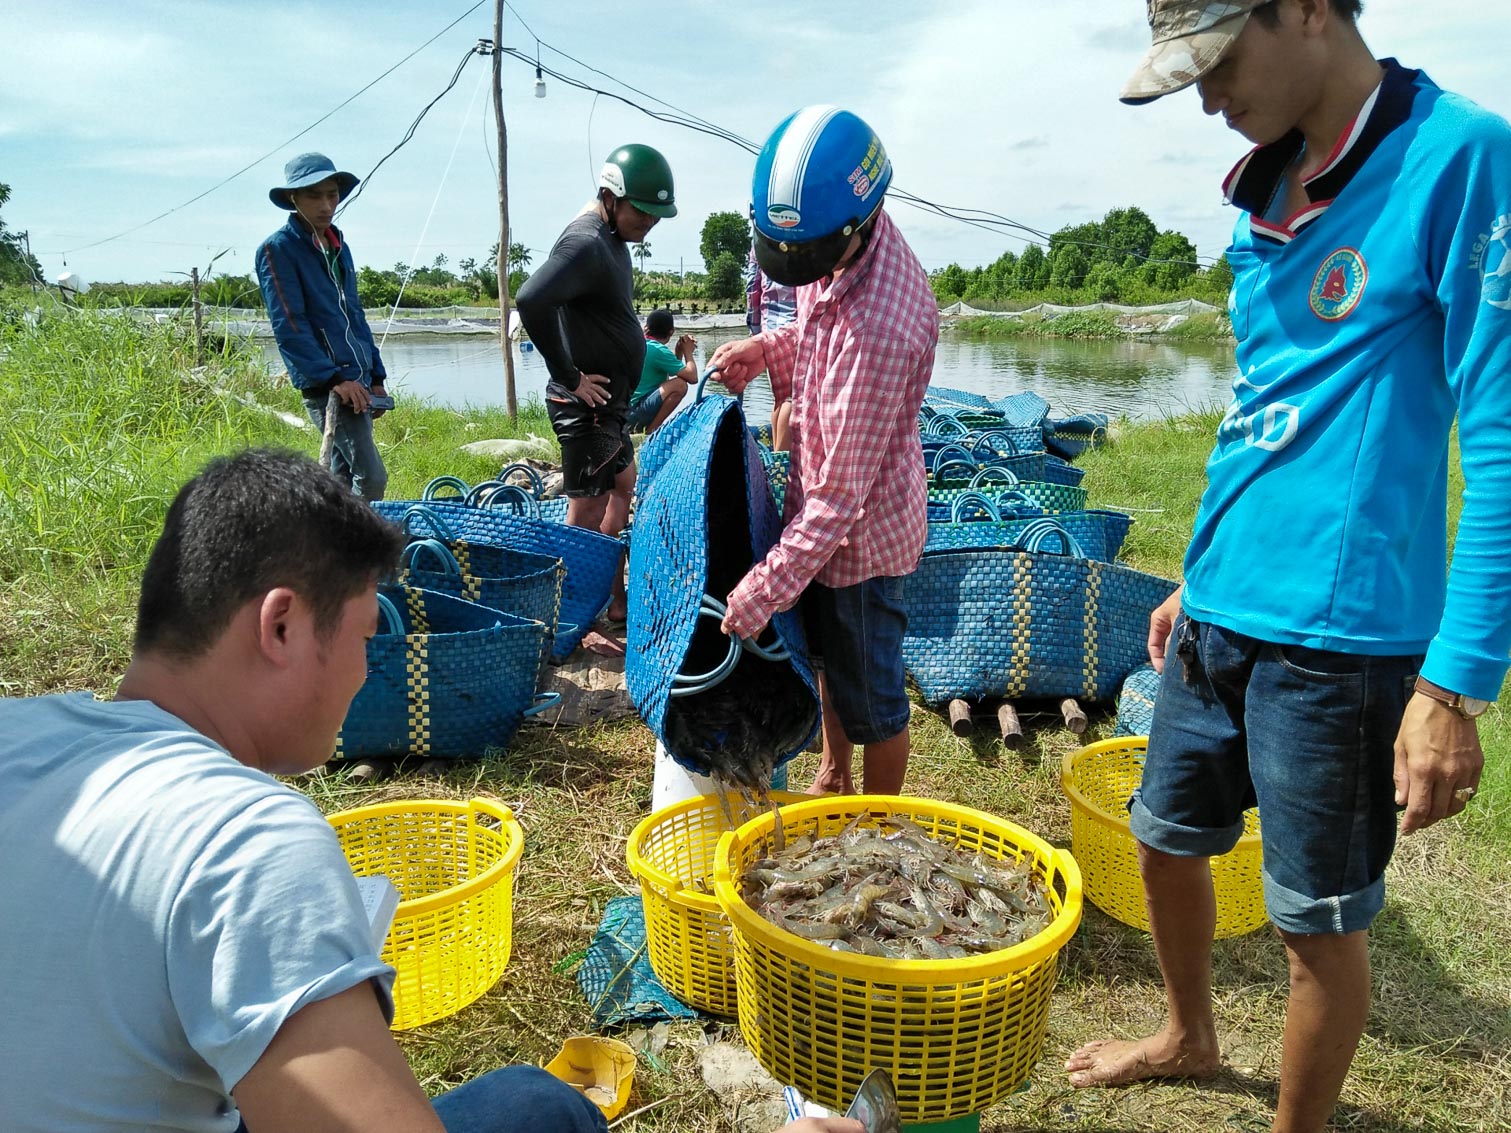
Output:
[740, 813, 1051, 960]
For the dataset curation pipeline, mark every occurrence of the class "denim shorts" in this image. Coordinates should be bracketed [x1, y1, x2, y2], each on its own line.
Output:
[1129, 615, 1422, 935]
[625, 388, 664, 432]
[802, 576, 911, 745]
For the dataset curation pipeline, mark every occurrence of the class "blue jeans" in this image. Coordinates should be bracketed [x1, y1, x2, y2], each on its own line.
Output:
[304, 394, 388, 501]
[802, 576, 911, 745]
[235, 1066, 606, 1133]
[1130, 615, 1422, 935]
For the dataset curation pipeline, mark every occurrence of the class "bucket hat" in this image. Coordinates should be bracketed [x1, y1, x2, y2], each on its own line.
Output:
[1121, 1, 1266, 105]
[269, 152, 360, 209]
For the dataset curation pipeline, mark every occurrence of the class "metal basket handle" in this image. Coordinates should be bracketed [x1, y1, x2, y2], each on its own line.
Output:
[949, 491, 1001, 523]
[970, 465, 1020, 490]
[497, 462, 546, 497]
[929, 444, 977, 476]
[1018, 517, 1086, 558]
[422, 475, 471, 502]
[401, 505, 458, 542]
[400, 538, 462, 577]
[375, 592, 404, 636]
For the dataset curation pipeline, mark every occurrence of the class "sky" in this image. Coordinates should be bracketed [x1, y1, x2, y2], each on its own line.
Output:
[4, 1, 1507, 289]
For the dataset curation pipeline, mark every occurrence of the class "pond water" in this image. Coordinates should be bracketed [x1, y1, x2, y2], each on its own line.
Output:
[262, 327, 1236, 423]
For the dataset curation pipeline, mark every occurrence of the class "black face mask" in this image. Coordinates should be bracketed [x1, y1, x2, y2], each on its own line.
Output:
[753, 219, 873, 287]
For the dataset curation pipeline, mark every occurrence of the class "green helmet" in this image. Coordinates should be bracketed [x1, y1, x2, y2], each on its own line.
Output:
[598, 144, 677, 218]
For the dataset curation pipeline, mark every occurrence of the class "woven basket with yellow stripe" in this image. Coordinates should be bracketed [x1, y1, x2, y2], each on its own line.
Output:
[335, 584, 554, 760]
[900, 548, 1177, 704]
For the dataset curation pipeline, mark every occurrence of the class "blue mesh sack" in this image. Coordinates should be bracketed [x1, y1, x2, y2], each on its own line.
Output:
[375, 500, 621, 659]
[335, 585, 558, 760]
[396, 538, 567, 675]
[901, 547, 1177, 705]
[627, 388, 820, 790]
[577, 895, 699, 1027]
[1115, 663, 1161, 737]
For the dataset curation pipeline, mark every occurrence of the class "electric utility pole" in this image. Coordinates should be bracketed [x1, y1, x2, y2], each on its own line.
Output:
[490, 2, 518, 421]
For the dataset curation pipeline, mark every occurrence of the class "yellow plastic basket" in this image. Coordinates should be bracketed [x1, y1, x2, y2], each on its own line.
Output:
[711, 795, 1083, 1124]
[626, 790, 808, 1017]
[1061, 737, 1266, 937]
[328, 797, 523, 1030]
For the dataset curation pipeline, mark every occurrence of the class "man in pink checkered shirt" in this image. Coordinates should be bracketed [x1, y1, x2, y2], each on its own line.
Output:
[710, 106, 938, 795]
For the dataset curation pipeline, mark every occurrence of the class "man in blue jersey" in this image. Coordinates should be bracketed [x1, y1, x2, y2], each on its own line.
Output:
[1066, 4, 1511, 1130]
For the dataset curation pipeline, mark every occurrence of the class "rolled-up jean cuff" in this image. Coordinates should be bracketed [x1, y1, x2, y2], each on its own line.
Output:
[1128, 791, 1246, 858]
[1261, 868, 1384, 936]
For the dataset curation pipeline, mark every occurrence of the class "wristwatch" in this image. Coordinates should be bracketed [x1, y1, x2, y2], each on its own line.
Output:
[1413, 676, 1492, 719]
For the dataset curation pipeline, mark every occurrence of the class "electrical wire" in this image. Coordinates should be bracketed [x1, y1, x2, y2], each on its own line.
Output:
[379, 63, 491, 344]
[500, 42, 1219, 270]
[340, 44, 484, 217]
[48, 0, 487, 257]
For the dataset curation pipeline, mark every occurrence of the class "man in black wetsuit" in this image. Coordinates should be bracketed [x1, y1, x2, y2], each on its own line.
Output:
[515, 143, 677, 623]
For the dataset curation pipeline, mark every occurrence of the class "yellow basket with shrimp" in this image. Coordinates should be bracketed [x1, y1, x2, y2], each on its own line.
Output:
[626, 790, 807, 1017]
[328, 797, 523, 1030]
[711, 795, 1083, 1125]
[1061, 737, 1266, 937]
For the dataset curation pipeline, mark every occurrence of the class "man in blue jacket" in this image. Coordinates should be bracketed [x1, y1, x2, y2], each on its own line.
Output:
[1066, 4, 1510, 1130]
[256, 153, 391, 500]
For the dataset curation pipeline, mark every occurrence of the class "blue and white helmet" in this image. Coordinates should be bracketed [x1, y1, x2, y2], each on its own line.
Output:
[751, 105, 892, 286]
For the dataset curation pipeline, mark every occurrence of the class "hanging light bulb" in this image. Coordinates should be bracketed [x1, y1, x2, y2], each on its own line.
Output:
[534, 63, 546, 98]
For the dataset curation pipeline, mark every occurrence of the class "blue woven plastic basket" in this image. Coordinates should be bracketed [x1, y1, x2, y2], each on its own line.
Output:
[924, 505, 1134, 563]
[992, 390, 1051, 428]
[375, 500, 620, 659]
[1115, 663, 1161, 737]
[335, 585, 556, 760]
[627, 387, 819, 788]
[396, 538, 566, 674]
[900, 548, 1177, 704]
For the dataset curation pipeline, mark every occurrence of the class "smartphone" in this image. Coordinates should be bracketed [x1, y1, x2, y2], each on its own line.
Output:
[369, 394, 395, 412]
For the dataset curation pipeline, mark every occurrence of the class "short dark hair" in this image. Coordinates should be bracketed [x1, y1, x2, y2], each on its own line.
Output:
[1251, 0, 1362, 28]
[134, 449, 404, 659]
[645, 308, 675, 339]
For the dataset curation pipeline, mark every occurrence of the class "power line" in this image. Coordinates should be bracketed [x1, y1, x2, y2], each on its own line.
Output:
[498, 43, 1220, 271]
[47, 0, 487, 258]
[338, 44, 483, 217]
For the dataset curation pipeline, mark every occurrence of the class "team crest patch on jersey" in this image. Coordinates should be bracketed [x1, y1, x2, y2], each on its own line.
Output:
[1474, 214, 1511, 311]
[1309, 248, 1368, 320]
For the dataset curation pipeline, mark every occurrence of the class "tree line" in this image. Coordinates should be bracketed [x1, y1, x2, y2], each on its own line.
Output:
[1, 190, 1230, 312]
[930, 205, 1232, 308]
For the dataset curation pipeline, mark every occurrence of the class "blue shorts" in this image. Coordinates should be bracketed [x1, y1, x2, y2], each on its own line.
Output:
[802, 576, 911, 745]
[1130, 615, 1422, 936]
[625, 388, 664, 432]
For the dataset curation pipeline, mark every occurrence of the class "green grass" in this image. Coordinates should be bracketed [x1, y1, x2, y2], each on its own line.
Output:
[2, 292, 1507, 1131]
[952, 309, 1234, 343]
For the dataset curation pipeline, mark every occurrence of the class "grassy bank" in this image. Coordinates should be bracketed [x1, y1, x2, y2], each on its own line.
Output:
[951, 310, 1233, 343]
[2, 296, 1506, 1132]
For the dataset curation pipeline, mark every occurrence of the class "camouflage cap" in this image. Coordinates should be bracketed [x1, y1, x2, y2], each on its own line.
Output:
[1120, 1, 1267, 105]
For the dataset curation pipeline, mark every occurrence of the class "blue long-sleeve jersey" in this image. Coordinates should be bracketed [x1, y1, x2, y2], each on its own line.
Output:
[255, 216, 386, 399]
[1184, 63, 1511, 701]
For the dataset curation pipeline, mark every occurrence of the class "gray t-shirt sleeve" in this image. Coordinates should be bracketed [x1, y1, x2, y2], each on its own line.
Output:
[165, 791, 394, 1092]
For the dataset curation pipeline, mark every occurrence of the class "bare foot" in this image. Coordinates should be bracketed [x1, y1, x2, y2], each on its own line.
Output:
[1065, 1032, 1220, 1088]
[806, 773, 851, 795]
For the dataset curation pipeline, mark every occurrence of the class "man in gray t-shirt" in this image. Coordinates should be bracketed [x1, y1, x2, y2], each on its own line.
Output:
[0, 451, 608, 1133]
